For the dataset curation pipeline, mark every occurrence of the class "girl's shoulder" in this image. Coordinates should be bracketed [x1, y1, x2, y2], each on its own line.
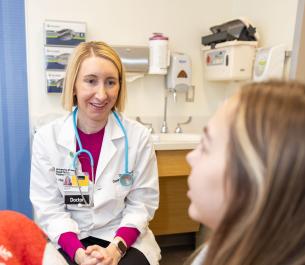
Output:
[191, 245, 208, 265]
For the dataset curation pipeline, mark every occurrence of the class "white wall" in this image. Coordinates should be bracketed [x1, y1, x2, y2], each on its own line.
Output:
[25, 0, 234, 133]
[25, 0, 299, 133]
[232, 0, 299, 80]
[232, 0, 298, 48]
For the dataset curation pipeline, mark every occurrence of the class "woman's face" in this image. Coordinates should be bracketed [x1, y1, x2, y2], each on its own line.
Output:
[74, 56, 120, 126]
[186, 100, 235, 229]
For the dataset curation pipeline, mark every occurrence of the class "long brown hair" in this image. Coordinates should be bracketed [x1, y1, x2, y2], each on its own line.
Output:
[199, 81, 305, 265]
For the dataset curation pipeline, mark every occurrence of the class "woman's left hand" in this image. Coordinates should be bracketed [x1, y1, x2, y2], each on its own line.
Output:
[85, 244, 121, 265]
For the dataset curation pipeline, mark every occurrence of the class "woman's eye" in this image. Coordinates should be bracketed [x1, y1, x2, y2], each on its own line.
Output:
[85, 78, 97, 85]
[105, 79, 116, 88]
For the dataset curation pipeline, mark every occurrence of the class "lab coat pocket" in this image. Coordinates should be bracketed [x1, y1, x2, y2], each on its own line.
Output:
[114, 181, 132, 198]
[114, 182, 132, 212]
[113, 169, 137, 198]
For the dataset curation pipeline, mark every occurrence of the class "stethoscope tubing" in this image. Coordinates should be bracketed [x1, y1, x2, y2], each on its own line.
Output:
[112, 111, 129, 174]
[71, 107, 132, 206]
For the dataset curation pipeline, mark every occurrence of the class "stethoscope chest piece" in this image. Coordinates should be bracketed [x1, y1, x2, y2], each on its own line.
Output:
[119, 172, 134, 186]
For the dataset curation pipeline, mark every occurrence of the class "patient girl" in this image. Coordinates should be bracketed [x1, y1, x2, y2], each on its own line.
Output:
[186, 81, 305, 265]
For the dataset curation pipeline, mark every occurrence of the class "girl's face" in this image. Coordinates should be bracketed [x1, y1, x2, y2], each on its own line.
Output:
[74, 56, 120, 126]
[186, 100, 235, 229]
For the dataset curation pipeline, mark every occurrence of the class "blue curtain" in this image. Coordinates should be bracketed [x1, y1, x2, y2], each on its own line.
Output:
[0, 0, 32, 217]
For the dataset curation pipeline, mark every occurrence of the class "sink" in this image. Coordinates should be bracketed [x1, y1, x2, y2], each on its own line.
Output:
[151, 133, 201, 150]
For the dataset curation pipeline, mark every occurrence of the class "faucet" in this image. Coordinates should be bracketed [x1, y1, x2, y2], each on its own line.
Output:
[136, 117, 154, 134]
[172, 88, 177, 102]
[175, 116, 192, 133]
[160, 93, 169, 133]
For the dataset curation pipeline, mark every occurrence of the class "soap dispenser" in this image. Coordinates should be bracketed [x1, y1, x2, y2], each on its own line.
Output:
[166, 52, 192, 101]
[253, 44, 286, 82]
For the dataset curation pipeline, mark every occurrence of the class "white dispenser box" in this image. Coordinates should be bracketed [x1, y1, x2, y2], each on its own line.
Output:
[202, 40, 257, 81]
[166, 52, 192, 91]
[253, 44, 286, 82]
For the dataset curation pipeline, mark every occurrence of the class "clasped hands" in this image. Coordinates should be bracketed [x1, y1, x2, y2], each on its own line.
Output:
[75, 243, 122, 265]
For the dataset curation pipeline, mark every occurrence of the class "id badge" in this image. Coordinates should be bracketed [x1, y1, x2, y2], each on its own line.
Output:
[63, 172, 92, 205]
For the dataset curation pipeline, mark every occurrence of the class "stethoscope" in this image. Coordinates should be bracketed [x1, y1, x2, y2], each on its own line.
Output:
[71, 107, 134, 207]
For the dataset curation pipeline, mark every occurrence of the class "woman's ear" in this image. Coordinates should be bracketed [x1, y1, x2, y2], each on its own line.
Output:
[73, 95, 77, 106]
[72, 88, 76, 105]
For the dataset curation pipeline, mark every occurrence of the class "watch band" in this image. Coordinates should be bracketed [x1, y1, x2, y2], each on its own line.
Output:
[112, 238, 127, 257]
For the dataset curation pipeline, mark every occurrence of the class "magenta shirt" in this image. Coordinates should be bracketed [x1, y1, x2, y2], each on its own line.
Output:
[58, 126, 140, 261]
[76, 127, 105, 181]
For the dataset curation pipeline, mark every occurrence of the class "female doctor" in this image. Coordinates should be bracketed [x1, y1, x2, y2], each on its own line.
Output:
[30, 41, 161, 265]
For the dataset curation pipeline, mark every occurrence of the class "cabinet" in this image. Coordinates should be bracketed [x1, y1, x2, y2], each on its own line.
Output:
[150, 150, 200, 235]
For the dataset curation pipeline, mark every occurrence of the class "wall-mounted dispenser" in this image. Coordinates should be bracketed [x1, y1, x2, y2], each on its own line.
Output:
[253, 44, 286, 81]
[202, 40, 257, 81]
[201, 18, 258, 81]
[159, 52, 194, 134]
[113, 46, 149, 82]
[166, 52, 194, 102]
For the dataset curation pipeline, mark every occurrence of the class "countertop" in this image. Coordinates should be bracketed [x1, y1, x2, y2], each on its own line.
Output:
[151, 133, 201, 150]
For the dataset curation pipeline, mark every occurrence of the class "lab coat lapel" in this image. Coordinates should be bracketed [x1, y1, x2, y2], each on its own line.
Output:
[95, 113, 124, 183]
[57, 113, 76, 153]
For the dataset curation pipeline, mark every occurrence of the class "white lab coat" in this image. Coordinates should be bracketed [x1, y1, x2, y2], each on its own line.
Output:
[30, 112, 161, 265]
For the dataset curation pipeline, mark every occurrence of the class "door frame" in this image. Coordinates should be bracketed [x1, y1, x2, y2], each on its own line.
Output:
[290, 0, 305, 81]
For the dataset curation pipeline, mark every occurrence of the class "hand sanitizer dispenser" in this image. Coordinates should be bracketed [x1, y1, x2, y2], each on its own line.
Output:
[166, 52, 192, 96]
[253, 44, 286, 81]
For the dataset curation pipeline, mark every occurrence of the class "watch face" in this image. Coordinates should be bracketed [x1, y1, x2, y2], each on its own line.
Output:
[118, 240, 127, 253]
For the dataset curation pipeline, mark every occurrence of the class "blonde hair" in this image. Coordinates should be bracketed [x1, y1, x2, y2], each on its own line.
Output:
[190, 81, 305, 265]
[61, 41, 126, 112]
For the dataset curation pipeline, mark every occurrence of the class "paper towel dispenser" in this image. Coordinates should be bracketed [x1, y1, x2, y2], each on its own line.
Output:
[113, 46, 149, 73]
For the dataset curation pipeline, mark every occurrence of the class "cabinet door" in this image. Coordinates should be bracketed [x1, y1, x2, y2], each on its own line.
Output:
[150, 150, 200, 235]
[156, 150, 190, 177]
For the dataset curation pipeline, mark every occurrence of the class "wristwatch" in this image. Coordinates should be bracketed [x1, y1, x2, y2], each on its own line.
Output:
[112, 238, 127, 257]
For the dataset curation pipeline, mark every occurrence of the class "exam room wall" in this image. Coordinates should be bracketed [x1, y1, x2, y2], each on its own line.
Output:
[220, 0, 299, 97]
[25, 0, 298, 131]
[231, 0, 299, 79]
[25, 0, 233, 130]
[232, 0, 298, 48]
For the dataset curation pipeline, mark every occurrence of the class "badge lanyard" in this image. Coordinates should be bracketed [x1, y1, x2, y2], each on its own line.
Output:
[70, 107, 134, 207]
[72, 108, 95, 207]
